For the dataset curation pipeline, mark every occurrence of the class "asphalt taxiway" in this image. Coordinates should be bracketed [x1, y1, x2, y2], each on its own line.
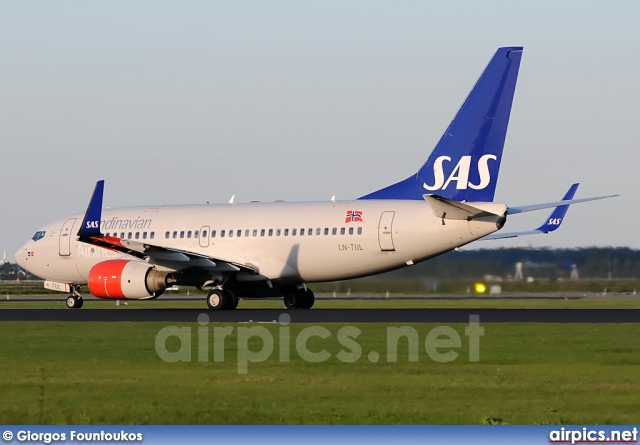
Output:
[0, 308, 638, 323]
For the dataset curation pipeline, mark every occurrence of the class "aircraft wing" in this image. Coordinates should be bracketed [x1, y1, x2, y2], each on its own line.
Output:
[76, 180, 259, 274]
[484, 183, 594, 240]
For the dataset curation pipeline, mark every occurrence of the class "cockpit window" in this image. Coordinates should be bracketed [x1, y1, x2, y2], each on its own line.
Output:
[32, 231, 46, 242]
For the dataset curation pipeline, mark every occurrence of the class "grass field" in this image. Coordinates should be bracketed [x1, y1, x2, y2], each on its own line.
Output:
[3, 277, 640, 296]
[1, 296, 640, 309]
[1, 320, 639, 424]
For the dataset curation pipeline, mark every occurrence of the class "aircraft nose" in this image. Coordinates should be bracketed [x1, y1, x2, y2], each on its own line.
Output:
[14, 244, 27, 269]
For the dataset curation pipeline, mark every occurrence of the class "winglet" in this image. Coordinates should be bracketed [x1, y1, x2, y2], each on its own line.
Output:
[77, 180, 105, 238]
[534, 183, 578, 233]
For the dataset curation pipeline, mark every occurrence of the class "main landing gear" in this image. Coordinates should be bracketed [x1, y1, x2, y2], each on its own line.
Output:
[284, 288, 315, 309]
[206, 288, 239, 310]
[66, 285, 84, 309]
[205, 285, 315, 310]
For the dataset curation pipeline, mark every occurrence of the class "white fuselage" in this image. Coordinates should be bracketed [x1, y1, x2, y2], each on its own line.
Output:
[15, 199, 505, 287]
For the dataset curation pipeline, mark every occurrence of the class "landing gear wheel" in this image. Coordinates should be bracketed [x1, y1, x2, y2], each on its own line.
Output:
[207, 289, 235, 310]
[284, 288, 315, 309]
[300, 289, 315, 309]
[66, 296, 83, 309]
[224, 291, 239, 310]
[284, 291, 298, 309]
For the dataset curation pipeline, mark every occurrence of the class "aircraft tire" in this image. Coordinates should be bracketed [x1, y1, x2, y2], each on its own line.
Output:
[284, 288, 314, 309]
[224, 290, 239, 310]
[283, 291, 299, 309]
[207, 289, 226, 310]
[66, 296, 82, 309]
[301, 289, 315, 309]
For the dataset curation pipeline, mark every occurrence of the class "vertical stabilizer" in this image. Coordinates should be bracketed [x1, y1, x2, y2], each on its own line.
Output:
[360, 46, 523, 202]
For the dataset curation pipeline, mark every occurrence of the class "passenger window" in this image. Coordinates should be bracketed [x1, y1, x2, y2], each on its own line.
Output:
[180, 231, 185, 239]
[261, 229, 266, 236]
[135, 232, 140, 239]
[324, 228, 329, 235]
[340, 228, 345, 235]
[292, 228, 297, 236]
[121, 233, 125, 239]
[173, 231, 177, 239]
[165, 231, 170, 239]
[202, 230, 207, 238]
[349, 227, 354, 235]
[357, 227, 362, 235]
[276, 229, 281, 236]
[187, 231, 192, 238]
[253, 229, 258, 237]
[332, 228, 337, 235]
[212, 230, 217, 238]
[245, 229, 250, 237]
[300, 228, 305, 236]
[229, 230, 233, 237]
[317, 228, 321, 235]
[284, 229, 289, 236]
[268, 229, 273, 236]
[143, 232, 147, 239]
[237, 230, 242, 237]
[194, 231, 199, 238]
[221, 230, 226, 238]
[150, 232, 155, 239]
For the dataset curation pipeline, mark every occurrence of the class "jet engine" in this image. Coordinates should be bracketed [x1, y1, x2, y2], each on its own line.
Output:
[88, 259, 174, 299]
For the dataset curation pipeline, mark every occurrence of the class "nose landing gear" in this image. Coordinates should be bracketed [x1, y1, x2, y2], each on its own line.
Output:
[66, 285, 84, 309]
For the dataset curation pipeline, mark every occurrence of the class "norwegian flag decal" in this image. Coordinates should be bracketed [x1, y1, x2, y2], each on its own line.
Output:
[345, 210, 363, 223]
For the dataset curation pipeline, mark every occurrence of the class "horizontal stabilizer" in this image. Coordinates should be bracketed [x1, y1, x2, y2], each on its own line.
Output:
[507, 194, 619, 214]
[484, 183, 618, 240]
[424, 195, 498, 221]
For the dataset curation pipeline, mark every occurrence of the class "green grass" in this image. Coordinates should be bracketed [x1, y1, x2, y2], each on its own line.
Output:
[3, 277, 640, 295]
[0, 321, 639, 424]
[1, 296, 640, 309]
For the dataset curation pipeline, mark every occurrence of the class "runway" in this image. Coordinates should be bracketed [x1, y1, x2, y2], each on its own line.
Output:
[0, 308, 638, 323]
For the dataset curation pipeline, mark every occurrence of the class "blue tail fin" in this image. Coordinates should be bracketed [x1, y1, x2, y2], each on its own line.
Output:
[359, 46, 523, 202]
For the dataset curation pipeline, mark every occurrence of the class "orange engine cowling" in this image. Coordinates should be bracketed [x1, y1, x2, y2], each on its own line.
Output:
[88, 259, 174, 299]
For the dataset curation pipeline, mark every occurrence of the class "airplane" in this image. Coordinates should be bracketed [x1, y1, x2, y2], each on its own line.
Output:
[14, 46, 618, 310]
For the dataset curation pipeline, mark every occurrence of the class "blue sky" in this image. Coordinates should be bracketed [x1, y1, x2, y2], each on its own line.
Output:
[1, 1, 638, 257]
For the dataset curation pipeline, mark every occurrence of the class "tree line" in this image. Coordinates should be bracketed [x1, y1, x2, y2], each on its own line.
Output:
[383, 247, 640, 280]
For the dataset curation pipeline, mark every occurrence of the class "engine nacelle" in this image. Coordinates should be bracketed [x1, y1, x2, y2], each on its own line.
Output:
[88, 259, 174, 299]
